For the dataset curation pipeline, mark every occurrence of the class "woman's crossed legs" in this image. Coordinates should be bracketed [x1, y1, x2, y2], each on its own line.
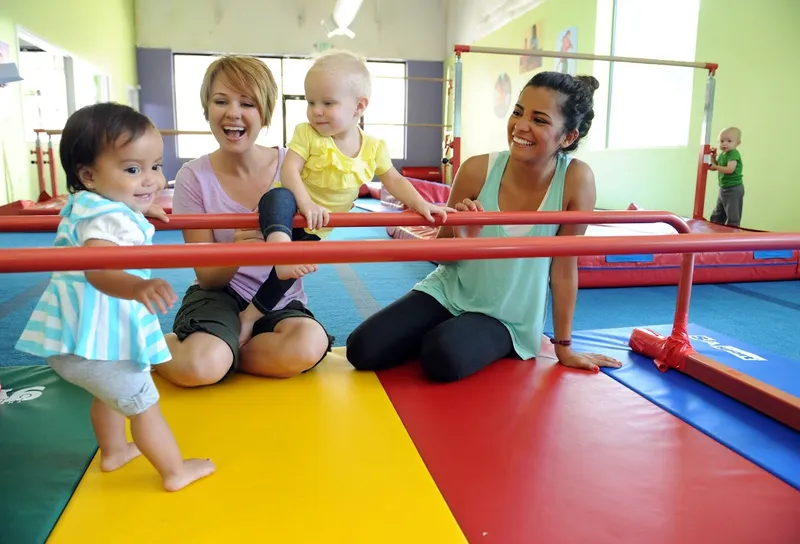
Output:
[157, 285, 333, 387]
[346, 290, 514, 382]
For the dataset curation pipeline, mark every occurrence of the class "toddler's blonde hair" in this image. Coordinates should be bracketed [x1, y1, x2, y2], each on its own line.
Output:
[308, 49, 372, 99]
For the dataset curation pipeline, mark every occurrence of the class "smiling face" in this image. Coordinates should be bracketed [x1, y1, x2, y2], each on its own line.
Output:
[304, 69, 367, 138]
[78, 128, 165, 214]
[206, 74, 264, 153]
[507, 85, 578, 163]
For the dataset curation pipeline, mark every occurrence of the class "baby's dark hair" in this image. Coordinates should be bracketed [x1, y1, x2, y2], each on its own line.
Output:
[524, 72, 599, 153]
[59, 102, 156, 193]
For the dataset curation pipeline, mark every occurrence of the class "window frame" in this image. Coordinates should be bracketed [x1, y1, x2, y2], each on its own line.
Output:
[603, 0, 701, 150]
[171, 53, 408, 160]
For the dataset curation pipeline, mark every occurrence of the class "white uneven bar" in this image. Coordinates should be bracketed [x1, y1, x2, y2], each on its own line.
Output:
[457, 45, 715, 71]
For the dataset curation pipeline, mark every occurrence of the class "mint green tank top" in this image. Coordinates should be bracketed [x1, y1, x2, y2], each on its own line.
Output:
[413, 150, 569, 359]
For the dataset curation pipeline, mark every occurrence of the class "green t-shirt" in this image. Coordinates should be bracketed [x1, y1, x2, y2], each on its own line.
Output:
[717, 149, 743, 188]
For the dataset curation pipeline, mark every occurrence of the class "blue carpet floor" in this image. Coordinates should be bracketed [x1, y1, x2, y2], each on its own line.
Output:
[0, 224, 797, 367]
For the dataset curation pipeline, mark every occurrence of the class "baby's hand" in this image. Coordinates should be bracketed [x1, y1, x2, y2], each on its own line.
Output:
[133, 278, 178, 314]
[298, 201, 330, 231]
[413, 201, 456, 223]
[144, 204, 169, 223]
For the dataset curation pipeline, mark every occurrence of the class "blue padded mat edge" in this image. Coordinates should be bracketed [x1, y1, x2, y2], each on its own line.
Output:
[352, 198, 403, 213]
[563, 323, 800, 490]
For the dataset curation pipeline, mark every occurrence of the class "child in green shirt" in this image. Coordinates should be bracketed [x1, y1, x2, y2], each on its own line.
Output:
[709, 127, 744, 227]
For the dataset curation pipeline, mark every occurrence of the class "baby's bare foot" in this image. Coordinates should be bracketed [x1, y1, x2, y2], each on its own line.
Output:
[163, 458, 216, 492]
[274, 264, 318, 280]
[100, 442, 141, 472]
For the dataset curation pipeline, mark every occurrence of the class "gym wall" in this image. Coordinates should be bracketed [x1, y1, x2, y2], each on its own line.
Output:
[0, 0, 137, 204]
[453, 0, 799, 232]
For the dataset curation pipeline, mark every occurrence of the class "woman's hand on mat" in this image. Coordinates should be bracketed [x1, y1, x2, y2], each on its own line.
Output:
[145, 204, 169, 223]
[452, 198, 485, 238]
[133, 278, 178, 315]
[556, 347, 622, 373]
[233, 229, 265, 244]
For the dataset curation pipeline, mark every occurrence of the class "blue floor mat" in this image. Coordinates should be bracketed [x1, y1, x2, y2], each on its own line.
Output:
[562, 323, 800, 490]
[352, 197, 403, 213]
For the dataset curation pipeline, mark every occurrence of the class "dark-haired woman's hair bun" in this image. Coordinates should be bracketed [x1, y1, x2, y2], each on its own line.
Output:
[575, 75, 600, 94]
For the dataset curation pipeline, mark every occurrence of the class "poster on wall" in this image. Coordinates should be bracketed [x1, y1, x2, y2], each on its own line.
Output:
[518, 23, 542, 74]
[0, 41, 23, 88]
[494, 72, 512, 119]
[554, 27, 577, 75]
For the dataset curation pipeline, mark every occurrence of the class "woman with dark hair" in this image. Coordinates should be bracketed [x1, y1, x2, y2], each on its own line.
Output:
[346, 72, 622, 382]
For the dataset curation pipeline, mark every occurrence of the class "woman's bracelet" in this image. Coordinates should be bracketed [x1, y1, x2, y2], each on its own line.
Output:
[550, 338, 572, 347]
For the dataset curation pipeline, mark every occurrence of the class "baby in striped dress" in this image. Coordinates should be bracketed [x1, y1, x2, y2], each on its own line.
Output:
[15, 103, 214, 492]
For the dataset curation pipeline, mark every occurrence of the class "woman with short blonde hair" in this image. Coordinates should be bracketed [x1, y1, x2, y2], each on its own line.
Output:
[156, 55, 334, 387]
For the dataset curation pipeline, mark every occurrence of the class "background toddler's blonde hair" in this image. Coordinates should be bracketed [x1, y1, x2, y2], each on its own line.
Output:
[308, 49, 372, 99]
[200, 55, 278, 127]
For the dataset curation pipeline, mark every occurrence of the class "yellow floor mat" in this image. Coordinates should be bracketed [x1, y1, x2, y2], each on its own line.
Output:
[48, 348, 466, 543]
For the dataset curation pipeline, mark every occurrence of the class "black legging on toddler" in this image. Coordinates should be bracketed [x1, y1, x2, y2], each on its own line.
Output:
[346, 290, 515, 382]
[250, 188, 320, 314]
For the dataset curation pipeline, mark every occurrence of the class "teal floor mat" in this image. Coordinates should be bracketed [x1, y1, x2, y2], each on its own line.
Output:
[0, 366, 97, 544]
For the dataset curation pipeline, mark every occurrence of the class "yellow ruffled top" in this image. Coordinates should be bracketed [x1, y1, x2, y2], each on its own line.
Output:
[281, 123, 395, 238]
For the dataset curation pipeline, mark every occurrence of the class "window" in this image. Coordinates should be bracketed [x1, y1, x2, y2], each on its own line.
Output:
[173, 54, 219, 159]
[281, 58, 312, 97]
[261, 57, 284, 148]
[173, 55, 283, 158]
[283, 96, 308, 145]
[173, 54, 408, 160]
[364, 61, 407, 159]
[281, 58, 313, 145]
[606, 0, 700, 149]
[18, 50, 69, 143]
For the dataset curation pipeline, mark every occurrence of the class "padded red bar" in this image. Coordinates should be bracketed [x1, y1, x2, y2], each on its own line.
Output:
[2, 231, 796, 274]
[378, 345, 800, 543]
[0, 210, 692, 233]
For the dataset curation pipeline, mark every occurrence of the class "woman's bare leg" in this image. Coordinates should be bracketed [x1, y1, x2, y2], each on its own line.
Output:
[156, 332, 233, 387]
[239, 317, 329, 378]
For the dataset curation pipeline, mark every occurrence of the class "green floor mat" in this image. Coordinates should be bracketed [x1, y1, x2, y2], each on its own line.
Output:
[0, 366, 97, 544]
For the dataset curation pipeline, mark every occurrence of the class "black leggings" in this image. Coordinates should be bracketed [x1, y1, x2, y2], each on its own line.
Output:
[251, 188, 320, 314]
[346, 290, 515, 383]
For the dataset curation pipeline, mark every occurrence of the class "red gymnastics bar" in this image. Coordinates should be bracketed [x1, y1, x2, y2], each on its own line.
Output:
[3, 232, 799, 272]
[0, 210, 694, 233]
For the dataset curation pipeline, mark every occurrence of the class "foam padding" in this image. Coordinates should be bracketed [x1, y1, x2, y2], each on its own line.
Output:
[378, 337, 800, 544]
[0, 366, 97, 544]
[48, 348, 466, 543]
[352, 197, 403, 213]
[584, 323, 800, 489]
[579, 219, 800, 287]
[17, 189, 174, 215]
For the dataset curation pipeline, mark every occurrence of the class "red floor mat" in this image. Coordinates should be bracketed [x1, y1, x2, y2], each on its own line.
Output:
[377, 342, 800, 543]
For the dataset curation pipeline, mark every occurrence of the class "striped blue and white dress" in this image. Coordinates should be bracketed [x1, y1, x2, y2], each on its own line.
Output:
[15, 191, 171, 370]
